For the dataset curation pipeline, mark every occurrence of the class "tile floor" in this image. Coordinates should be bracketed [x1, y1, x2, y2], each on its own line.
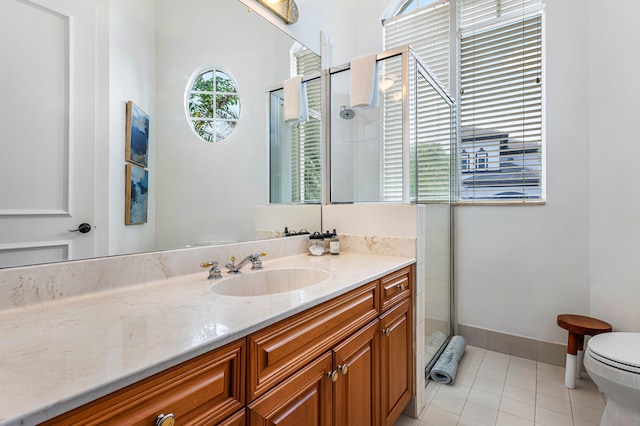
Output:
[396, 346, 605, 426]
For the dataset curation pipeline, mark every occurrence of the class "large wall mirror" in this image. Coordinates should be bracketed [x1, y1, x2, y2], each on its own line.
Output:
[0, 0, 320, 269]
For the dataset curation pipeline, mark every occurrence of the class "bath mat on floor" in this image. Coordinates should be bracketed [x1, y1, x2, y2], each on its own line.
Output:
[430, 335, 467, 384]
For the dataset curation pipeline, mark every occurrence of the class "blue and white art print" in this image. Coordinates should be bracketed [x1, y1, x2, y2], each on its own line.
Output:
[125, 164, 148, 225]
[126, 101, 150, 167]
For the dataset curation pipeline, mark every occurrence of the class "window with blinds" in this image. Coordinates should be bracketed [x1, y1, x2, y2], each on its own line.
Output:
[459, 1, 543, 201]
[384, 0, 544, 202]
[290, 48, 322, 203]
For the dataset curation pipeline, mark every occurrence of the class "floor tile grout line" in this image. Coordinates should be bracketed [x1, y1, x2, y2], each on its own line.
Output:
[404, 346, 605, 426]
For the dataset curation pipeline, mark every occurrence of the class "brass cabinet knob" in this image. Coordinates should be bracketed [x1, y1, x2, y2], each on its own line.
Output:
[327, 370, 338, 382]
[337, 364, 349, 375]
[382, 328, 391, 336]
[155, 413, 176, 426]
[396, 283, 406, 291]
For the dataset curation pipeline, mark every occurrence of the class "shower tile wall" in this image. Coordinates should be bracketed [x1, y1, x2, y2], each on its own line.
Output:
[330, 70, 382, 203]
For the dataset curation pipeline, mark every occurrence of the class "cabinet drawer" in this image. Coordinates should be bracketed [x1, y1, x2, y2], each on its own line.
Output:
[380, 266, 412, 312]
[42, 339, 245, 426]
[248, 281, 378, 401]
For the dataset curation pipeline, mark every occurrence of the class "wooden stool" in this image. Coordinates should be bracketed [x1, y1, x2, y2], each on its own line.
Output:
[557, 314, 612, 389]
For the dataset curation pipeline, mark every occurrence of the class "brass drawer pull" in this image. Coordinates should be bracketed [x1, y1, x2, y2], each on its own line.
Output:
[155, 413, 176, 426]
[396, 283, 406, 291]
[382, 328, 391, 336]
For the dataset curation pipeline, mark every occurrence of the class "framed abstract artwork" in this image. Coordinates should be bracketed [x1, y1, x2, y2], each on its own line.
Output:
[125, 164, 148, 225]
[125, 101, 149, 167]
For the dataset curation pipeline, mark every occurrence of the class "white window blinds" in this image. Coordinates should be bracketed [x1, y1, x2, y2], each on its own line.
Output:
[384, 0, 544, 202]
[383, 1, 451, 202]
[291, 49, 322, 203]
[459, 0, 543, 201]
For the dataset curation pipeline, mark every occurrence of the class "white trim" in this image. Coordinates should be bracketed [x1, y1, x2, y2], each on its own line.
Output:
[0, 240, 71, 252]
[0, 209, 71, 216]
[65, 12, 72, 216]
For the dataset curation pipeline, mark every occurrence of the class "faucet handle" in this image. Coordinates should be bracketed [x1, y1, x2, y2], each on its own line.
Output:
[250, 252, 266, 270]
[200, 260, 218, 268]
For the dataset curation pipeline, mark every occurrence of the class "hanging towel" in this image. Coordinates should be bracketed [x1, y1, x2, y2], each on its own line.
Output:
[430, 335, 467, 384]
[284, 75, 308, 123]
[350, 53, 379, 108]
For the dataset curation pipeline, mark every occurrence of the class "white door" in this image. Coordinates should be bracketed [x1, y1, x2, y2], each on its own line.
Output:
[0, 0, 96, 268]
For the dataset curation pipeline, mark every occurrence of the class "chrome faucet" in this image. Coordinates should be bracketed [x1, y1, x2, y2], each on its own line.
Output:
[200, 260, 223, 279]
[225, 252, 266, 274]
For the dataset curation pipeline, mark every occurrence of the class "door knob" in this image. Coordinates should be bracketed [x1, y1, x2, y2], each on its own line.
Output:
[68, 223, 92, 233]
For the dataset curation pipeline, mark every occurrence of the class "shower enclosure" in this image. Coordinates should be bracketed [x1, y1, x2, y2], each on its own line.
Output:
[267, 45, 456, 407]
[326, 46, 456, 386]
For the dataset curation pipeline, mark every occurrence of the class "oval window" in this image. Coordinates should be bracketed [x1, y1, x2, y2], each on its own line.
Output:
[186, 67, 240, 142]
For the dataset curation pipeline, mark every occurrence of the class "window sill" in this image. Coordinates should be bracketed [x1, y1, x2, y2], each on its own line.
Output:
[455, 200, 546, 206]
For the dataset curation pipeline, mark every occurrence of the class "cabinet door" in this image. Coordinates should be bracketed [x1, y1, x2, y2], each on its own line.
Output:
[333, 320, 380, 426]
[379, 298, 413, 426]
[248, 352, 333, 426]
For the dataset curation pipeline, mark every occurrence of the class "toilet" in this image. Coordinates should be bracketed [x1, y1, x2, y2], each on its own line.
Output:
[583, 332, 640, 425]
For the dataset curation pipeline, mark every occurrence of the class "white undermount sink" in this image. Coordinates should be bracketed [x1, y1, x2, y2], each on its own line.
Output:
[210, 268, 330, 296]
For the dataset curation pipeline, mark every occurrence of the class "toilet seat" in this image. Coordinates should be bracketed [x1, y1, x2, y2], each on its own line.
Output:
[586, 332, 640, 374]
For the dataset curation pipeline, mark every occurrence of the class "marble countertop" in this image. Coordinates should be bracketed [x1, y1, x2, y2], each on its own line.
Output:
[0, 252, 414, 426]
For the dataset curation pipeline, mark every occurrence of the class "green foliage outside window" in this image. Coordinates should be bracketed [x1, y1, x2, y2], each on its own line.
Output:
[188, 69, 240, 142]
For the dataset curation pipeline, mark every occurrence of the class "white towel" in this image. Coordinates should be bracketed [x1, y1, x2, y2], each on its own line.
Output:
[284, 75, 308, 123]
[350, 53, 379, 108]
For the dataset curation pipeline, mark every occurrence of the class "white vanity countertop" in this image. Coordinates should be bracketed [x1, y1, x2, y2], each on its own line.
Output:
[0, 252, 414, 426]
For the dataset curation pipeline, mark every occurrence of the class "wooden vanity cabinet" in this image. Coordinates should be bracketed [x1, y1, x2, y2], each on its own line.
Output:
[41, 339, 245, 426]
[248, 264, 413, 426]
[40, 265, 413, 426]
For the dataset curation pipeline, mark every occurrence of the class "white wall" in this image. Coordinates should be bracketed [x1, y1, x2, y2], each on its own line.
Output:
[457, 0, 640, 342]
[457, 0, 592, 344]
[330, 0, 389, 66]
[588, 1, 640, 332]
[154, 0, 293, 249]
[107, 0, 157, 255]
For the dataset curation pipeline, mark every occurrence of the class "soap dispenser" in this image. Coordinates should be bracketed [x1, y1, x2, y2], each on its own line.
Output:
[329, 229, 340, 255]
